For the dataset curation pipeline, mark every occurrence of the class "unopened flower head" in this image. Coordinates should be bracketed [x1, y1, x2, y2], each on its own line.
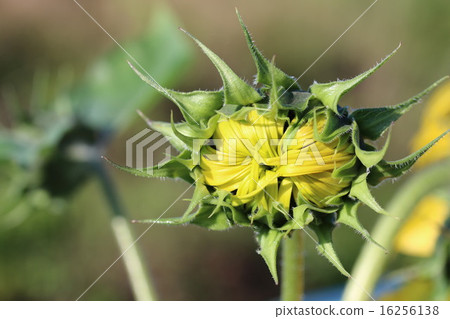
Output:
[110, 11, 449, 281]
[200, 111, 354, 213]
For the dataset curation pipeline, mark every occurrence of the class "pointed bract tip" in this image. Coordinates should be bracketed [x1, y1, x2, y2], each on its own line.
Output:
[178, 27, 189, 35]
[433, 75, 450, 87]
[137, 109, 152, 126]
[101, 156, 115, 166]
[235, 7, 243, 21]
[127, 60, 137, 70]
[387, 43, 401, 58]
[131, 219, 150, 224]
[179, 28, 198, 43]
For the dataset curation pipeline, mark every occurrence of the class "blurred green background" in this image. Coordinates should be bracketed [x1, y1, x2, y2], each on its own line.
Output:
[0, 0, 449, 300]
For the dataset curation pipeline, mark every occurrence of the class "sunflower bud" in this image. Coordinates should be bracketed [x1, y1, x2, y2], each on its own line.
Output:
[110, 11, 449, 282]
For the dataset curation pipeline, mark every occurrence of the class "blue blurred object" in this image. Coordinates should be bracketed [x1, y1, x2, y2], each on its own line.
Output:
[304, 276, 406, 301]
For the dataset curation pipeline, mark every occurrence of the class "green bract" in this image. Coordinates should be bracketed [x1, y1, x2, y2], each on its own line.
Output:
[108, 11, 448, 283]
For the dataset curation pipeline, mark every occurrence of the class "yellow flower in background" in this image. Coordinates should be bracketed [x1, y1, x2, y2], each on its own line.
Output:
[412, 81, 450, 168]
[394, 195, 449, 257]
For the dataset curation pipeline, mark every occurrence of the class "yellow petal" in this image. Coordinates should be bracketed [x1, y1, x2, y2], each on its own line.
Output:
[292, 172, 350, 207]
[278, 178, 294, 210]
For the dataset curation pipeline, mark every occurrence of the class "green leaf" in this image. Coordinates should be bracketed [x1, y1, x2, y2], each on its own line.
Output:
[281, 113, 318, 151]
[309, 221, 350, 277]
[278, 205, 314, 231]
[183, 177, 211, 218]
[169, 90, 223, 125]
[231, 208, 252, 227]
[367, 130, 449, 185]
[139, 117, 187, 152]
[216, 104, 243, 117]
[185, 114, 220, 138]
[103, 150, 194, 183]
[169, 113, 218, 151]
[323, 190, 350, 206]
[71, 6, 194, 131]
[279, 91, 312, 113]
[217, 105, 257, 122]
[134, 203, 232, 231]
[310, 44, 400, 114]
[313, 109, 351, 143]
[268, 57, 284, 116]
[206, 190, 231, 217]
[190, 204, 232, 230]
[351, 76, 449, 140]
[133, 214, 194, 226]
[180, 28, 262, 106]
[236, 9, 299, 90]
[292, 206, 314, 227]
[170, 114, 198, 149]
[129, 62, 223, 126]
[349, 172, 387, 215]
[255, 227, 285, 284]
[332, 155, 359, 180]
[336, 200, 386, 251]
[203, 191, 252, 226]
[352, 122, 391, 168]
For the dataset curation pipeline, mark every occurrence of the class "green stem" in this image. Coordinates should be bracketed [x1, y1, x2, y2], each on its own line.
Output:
[94, 161, 157, 301]
[281, 230, 304, 301]
[342, 159, 450, 301]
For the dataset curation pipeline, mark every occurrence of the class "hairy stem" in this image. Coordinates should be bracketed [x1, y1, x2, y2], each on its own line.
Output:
[281, 230, 304, 301]
[95, 161, 157, 301]
[342, 159, 450, 301]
